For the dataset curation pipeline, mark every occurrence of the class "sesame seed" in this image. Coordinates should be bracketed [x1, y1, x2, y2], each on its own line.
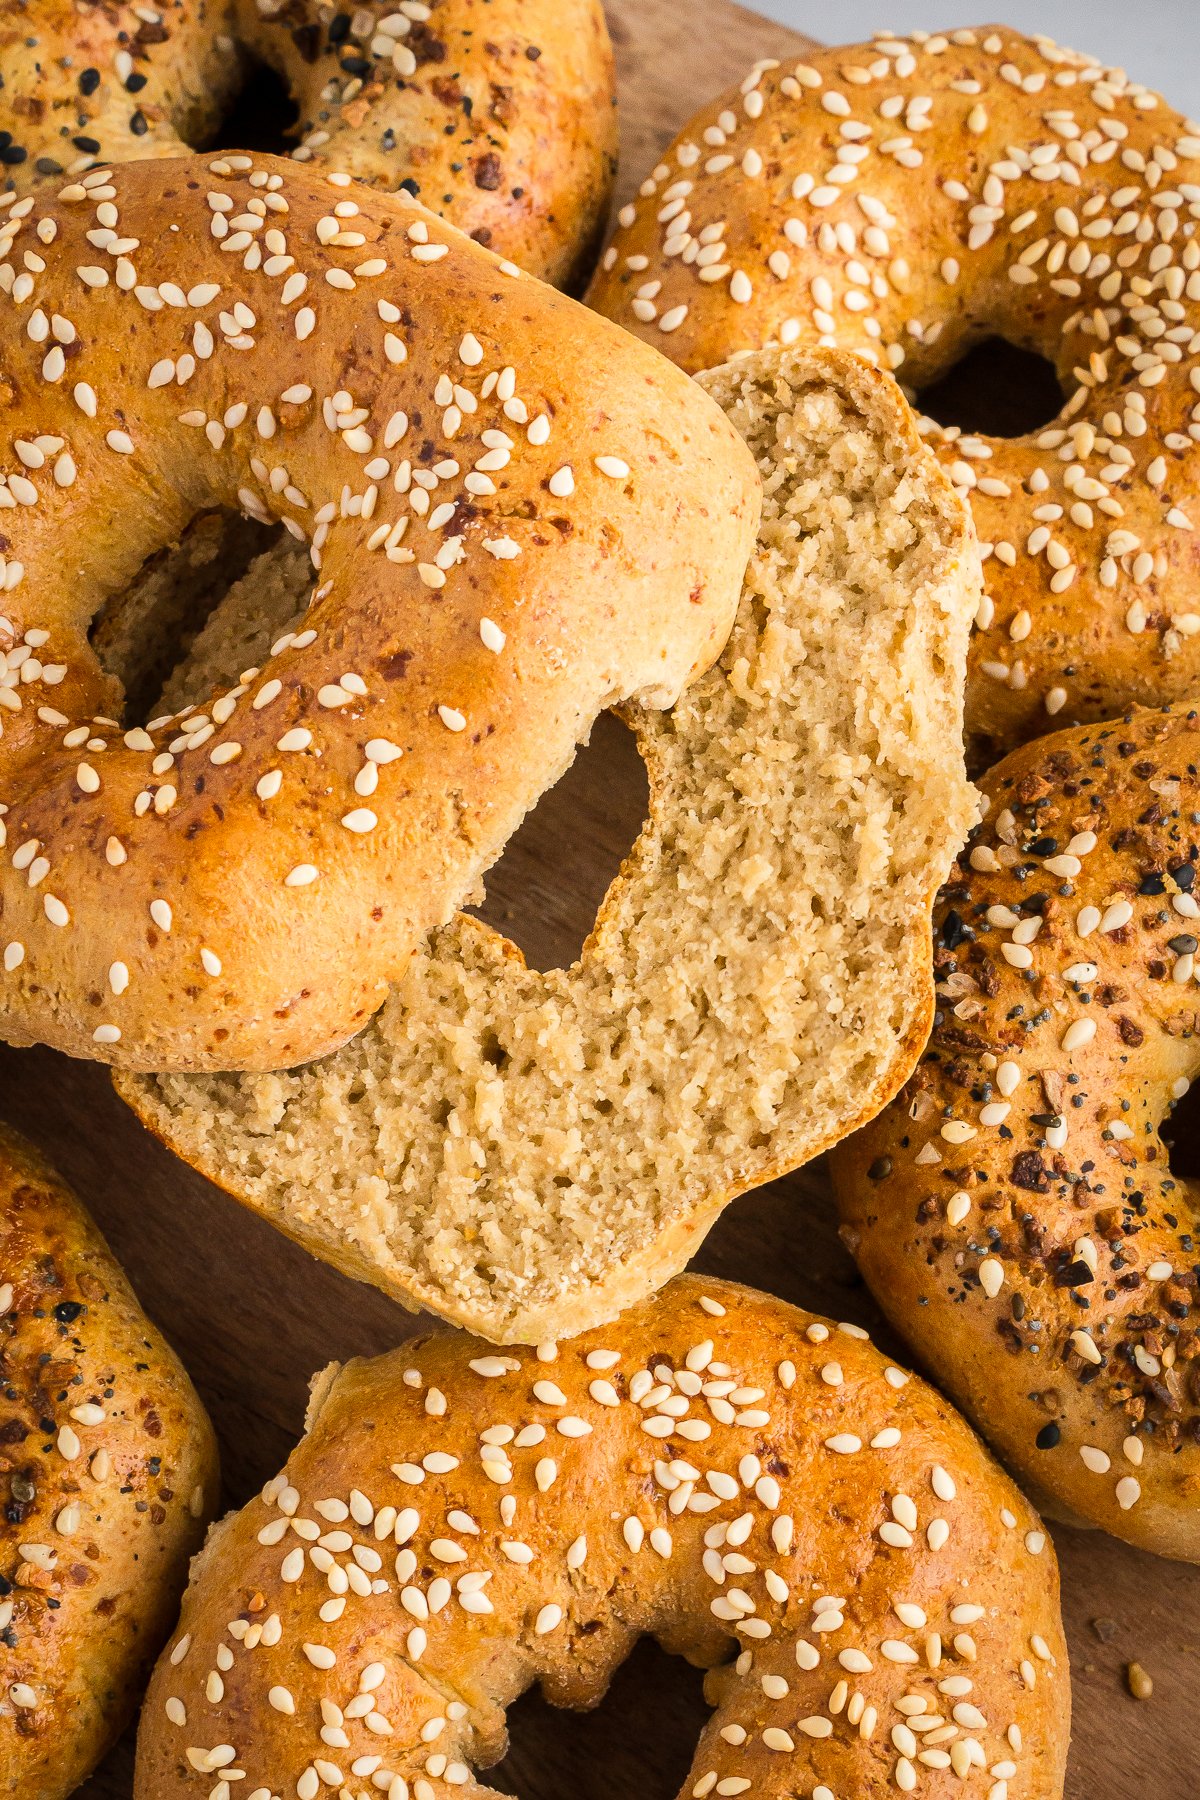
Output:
[978, 1258, 1004, 1299]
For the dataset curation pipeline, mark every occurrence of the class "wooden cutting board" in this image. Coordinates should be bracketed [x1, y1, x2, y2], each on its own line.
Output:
[3, 3, 1197, 1794]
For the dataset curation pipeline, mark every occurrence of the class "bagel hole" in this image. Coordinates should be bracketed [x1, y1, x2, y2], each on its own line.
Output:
[207, 58, 300, 158]
[916, 338, 1064, 440]
[88, 512, 312, 725]
[471, 712, 650, 971]
[490, 1636, 712, 1798]
[1161, 1077, 1200, 1179]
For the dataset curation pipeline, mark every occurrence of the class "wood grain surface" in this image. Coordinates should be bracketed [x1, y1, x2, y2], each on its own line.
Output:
[3, 3, 1197, 1794]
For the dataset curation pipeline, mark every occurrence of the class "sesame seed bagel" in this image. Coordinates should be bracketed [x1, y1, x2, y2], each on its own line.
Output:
[134, 1275, 1070, 1800]
[0, 1123, 217, 1799]
[0, 153, 759, 1073]
[119, 343, 980, 1344]
[0, 0, 617, 290]
[832, 702, 1200, 1561]
[587, 24, 1200, 760]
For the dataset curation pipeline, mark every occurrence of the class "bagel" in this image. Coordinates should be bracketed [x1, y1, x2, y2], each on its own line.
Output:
[0, 153, 759, 1074]
[119, 344, 980, 1344]
[134, 1274, 1070, 1800]
[833, 701, 1200, 1562]
[587, 24, 1200, 760]
[0, 0, 617, 289]
[0, 1123, 217, 1798]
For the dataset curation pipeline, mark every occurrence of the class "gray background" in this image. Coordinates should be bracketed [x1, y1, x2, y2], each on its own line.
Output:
[753, 4, 1198, 114]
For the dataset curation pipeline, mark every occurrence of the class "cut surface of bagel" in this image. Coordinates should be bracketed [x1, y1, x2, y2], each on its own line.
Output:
[833, 701, 1200, 1561]
[120, 345, 980, 1343]
[0, 1124, 218, 1799]
[134, 1275, 1070, 1800]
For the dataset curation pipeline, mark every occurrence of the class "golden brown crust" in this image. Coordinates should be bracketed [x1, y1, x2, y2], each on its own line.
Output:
[0, 154, 759, 1073]
[135, 1275, 1069, 1800]
[0, 1123, 218, 1798]
[117, 346, 980, 1344]
[833, 702, 1200, 1561]
[0, 0, 617, 290]
[586, 24, 1200, 759]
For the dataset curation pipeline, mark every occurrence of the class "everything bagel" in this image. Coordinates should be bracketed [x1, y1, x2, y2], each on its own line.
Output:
[0, 0, 617, 288]
[0, 154, 758, 1073]
[588, 25, 1200, 758]
[134, 1276, 1070, 1800]
[834, 703, 1200, 1561]
[0, 1125, 217, 1798]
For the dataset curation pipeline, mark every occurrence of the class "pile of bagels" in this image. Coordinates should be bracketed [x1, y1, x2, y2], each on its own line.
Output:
[0, 7, 1196, 1797]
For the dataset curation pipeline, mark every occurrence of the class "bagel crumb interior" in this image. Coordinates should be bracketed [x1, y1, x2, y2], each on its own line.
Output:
[120, 349, 979, 1342]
